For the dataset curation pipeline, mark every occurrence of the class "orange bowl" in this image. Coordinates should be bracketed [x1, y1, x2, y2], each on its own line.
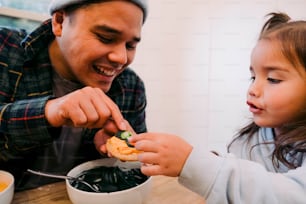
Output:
[0, 170, 14, 204]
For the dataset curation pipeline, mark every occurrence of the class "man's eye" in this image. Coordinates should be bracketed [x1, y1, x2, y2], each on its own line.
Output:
[267, 78, 282, 84]
[97, 34, 113, 44]
[126, 43, 137, 50]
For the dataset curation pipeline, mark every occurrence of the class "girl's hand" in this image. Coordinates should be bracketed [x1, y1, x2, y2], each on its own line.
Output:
[129, 133, 193, 177]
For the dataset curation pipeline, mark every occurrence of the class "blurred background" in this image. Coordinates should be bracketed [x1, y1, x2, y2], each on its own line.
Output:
[1, 0, 306, 154]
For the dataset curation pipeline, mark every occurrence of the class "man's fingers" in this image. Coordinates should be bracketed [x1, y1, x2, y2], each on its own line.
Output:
[46, 87, 127, 129]
[95, 89, 126, 130]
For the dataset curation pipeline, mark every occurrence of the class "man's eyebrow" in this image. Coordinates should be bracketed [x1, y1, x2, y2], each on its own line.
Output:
[93, 25, 141, 42]
[94, 25, 120, 34]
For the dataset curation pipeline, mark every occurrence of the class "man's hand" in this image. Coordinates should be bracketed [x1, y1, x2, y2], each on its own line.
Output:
[45, 86, 126, 130]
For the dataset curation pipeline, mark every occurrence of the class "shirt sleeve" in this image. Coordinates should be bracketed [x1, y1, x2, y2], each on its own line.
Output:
[0, 28, 55, 161]
[178, 149, 306, 204]
[0, 96, 54, 161]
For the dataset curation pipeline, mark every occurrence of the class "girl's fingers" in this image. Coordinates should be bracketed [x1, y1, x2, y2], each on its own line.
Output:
[137, 151, 158, 164]
[134, 140, 159, 153]
[129, 132, 158, 143]
[140, 163, 162, 176]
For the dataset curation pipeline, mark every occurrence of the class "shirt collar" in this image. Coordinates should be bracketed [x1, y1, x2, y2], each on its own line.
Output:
[107, 70, 129, 97]
[21, 19, 54, 62]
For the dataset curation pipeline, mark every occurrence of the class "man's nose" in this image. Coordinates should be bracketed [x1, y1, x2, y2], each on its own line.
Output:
[108, 44, 128, 66]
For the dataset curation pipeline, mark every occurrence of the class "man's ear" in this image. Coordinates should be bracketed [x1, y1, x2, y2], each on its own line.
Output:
[51, 11, 65, 36]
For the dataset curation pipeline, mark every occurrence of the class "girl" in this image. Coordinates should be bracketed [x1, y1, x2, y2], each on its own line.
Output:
[129, 12, 306, 204]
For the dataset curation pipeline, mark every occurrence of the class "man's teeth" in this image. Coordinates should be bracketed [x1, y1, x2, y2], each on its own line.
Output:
[95, 65, 115, 76]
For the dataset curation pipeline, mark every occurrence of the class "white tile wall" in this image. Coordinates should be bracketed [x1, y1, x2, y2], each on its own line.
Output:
[132, 0, 306, 153]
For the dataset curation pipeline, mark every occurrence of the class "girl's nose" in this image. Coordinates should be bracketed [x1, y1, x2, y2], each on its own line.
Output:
[248, 81, 261, 97]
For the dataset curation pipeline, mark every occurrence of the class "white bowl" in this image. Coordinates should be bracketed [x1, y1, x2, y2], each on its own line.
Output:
[0, 170, 14, 204]
[66, 158, 152, 204]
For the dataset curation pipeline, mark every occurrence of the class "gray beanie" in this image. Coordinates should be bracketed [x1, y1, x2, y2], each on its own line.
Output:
[49, 0, 148, 22]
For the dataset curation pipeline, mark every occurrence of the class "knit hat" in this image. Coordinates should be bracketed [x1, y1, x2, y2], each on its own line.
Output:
[49, 0, 148, 22]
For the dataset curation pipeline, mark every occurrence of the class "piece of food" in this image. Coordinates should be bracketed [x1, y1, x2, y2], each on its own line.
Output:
[117, 131, 132, 140]
[115, 130, 134, 147]
[0, 182, 8, 192]
[106, 131, 142, 161]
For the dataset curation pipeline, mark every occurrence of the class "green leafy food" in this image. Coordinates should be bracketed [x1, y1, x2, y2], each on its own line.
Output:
[115, 131, 134, 147]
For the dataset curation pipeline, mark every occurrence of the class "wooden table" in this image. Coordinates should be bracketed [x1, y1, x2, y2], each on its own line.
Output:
[12, 175, 206, 204]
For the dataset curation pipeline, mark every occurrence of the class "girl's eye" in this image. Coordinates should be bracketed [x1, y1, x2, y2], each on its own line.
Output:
[267, 78, 282, 84]
[249, 76, 255, 82]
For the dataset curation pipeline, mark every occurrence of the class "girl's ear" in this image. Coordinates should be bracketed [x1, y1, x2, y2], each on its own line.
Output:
[51, 11, 64, 37]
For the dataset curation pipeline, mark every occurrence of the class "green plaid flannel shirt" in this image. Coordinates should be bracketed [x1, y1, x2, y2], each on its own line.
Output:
[0, 20, 147, 163]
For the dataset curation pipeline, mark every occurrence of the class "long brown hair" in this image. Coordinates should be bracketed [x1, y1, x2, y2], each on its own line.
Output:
[228, 12, 306, 169]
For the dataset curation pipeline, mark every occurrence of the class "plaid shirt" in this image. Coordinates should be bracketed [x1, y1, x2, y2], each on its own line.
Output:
[0, 20, 147, 185]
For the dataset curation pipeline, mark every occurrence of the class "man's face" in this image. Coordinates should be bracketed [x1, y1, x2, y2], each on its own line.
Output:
[50, 1, 143, 92]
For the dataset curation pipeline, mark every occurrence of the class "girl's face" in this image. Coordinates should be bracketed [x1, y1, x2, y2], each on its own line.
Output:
[50, 1, 143, 92]
[247, 39, 306, 132]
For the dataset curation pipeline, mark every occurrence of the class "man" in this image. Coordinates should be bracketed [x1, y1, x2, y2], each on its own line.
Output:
[0, 0, 148, 191]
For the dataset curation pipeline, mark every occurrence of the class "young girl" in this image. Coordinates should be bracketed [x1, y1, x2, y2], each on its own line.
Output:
[129, 12, 306, 203]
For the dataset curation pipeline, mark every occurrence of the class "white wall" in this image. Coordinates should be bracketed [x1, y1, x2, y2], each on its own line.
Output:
[131, 0, 306, 154]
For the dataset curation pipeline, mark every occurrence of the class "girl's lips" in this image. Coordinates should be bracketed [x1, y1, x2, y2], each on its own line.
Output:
[247, 101, 263, 114]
